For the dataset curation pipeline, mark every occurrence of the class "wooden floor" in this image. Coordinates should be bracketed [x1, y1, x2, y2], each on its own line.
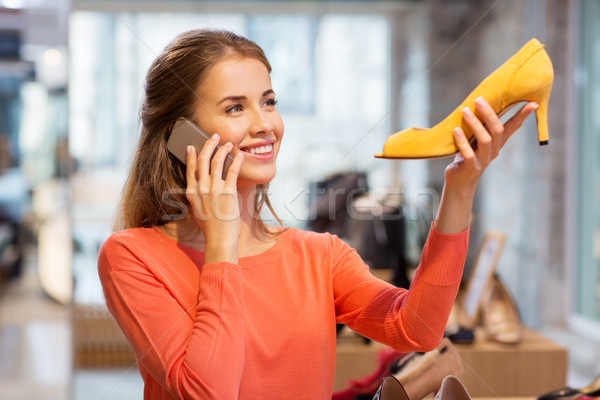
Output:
[0, 246, 70, 399]
[0, 246, 142, 400]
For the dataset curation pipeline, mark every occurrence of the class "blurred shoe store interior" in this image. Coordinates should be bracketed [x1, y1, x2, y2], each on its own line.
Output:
[1, 0, 600, 399]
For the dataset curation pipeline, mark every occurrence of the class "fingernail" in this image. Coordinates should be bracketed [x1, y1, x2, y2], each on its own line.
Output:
[462, 107, 474, 118]
[237, 152, 244, 158]
[211, 133, 219, 140]
[225, 141, 233, 147]
[453, 127, 463, 136]
[531, 102, 539, 110]
[186, 145, 192, 153]
[474, 96, 485, 107]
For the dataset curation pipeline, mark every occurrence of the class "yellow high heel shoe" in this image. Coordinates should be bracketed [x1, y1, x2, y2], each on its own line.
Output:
[375, 38, 554, 159]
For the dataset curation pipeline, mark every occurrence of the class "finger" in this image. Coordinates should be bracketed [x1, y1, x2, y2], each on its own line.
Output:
[198, 133, 221, 180]
[462, 106, 492, 162]
[474, 97, 503, 156]
[224, 151, 244, 188]
[185, 145, 198, 192]
[185, 145, 205, 212]
[502, 102, 538, 144]
[453, 127, 476, 164]
[210, 142, 234, 183]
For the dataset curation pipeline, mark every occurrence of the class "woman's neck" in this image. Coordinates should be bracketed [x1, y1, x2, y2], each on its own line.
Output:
[160, 183, 277, 256]
[236, 183, 260, 232]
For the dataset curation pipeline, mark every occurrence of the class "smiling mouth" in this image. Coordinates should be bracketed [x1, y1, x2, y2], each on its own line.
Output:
[243, 144, 273, 155]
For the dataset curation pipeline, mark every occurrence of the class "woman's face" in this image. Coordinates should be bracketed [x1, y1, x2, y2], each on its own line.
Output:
[193, 56, 284, 187]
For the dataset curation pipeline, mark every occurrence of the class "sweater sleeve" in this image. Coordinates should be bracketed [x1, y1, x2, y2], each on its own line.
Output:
[333, 223, 469, 353]
[97, 235, 244, 399]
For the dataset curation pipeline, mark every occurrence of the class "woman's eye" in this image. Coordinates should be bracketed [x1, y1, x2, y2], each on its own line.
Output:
[264, 98, 278, 107]
[225, 104, 243, 114]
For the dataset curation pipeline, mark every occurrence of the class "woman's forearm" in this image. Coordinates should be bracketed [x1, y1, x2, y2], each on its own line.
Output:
[433, 182, 476, 234]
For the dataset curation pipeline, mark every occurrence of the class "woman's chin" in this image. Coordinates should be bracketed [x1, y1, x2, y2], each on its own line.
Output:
[237, 173, 276, 188]
[237, 166, 276, 186]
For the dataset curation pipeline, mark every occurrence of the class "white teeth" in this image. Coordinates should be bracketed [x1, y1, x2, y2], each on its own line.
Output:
[249, 144, 273, 154]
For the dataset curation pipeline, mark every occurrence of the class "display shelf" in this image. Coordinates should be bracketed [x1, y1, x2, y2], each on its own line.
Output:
[333, 328, 567, 396]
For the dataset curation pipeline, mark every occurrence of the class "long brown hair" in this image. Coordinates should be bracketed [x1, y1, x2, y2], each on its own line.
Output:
[113, 29, 283, 238]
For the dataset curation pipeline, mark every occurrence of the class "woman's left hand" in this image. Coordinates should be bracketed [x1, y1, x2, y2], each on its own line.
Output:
[433, 96, 539, 234]
[444, 96, 539, 190]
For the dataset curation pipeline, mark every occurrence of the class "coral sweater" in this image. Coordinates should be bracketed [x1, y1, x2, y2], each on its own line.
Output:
[98, 224, 468, 400]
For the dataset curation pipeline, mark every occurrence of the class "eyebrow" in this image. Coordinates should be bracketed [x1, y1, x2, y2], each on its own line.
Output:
[217, 89, 275, 105]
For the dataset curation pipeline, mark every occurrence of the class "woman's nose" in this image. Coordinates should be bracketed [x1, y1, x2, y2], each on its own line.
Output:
[250, 110, 274, 135]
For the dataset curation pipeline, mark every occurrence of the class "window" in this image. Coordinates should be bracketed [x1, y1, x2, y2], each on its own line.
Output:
[68, 8, 391, 303]
[575, 0, 600, 324]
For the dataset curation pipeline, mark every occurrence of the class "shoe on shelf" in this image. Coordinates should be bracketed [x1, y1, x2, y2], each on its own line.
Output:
[372, 375, 410, 400]
[373, 374, 472, 400]
[537, 375, 600, 400]
[392, 338, 464, 400]
[444, 325, 475, 345]
[481, 275, 523, 345]
[444, 291, 475, 345]
[374, 38, 554, 159]
[434, 376, 472, 400]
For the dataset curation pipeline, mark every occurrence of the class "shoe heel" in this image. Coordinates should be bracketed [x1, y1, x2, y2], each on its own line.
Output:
[535, 93, 550, 146]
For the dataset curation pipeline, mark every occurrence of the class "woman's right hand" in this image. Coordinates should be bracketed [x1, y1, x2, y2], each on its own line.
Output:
[185, 134, 244, 264]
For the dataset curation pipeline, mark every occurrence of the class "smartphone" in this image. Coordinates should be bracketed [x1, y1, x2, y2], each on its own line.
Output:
[167, 117, 234, 179]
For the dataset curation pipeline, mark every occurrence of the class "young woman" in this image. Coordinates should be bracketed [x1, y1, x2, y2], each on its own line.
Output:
[98, 29, 538, 399]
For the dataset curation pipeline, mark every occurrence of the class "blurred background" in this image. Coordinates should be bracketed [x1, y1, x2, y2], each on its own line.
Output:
[0, 0, 599, 398]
